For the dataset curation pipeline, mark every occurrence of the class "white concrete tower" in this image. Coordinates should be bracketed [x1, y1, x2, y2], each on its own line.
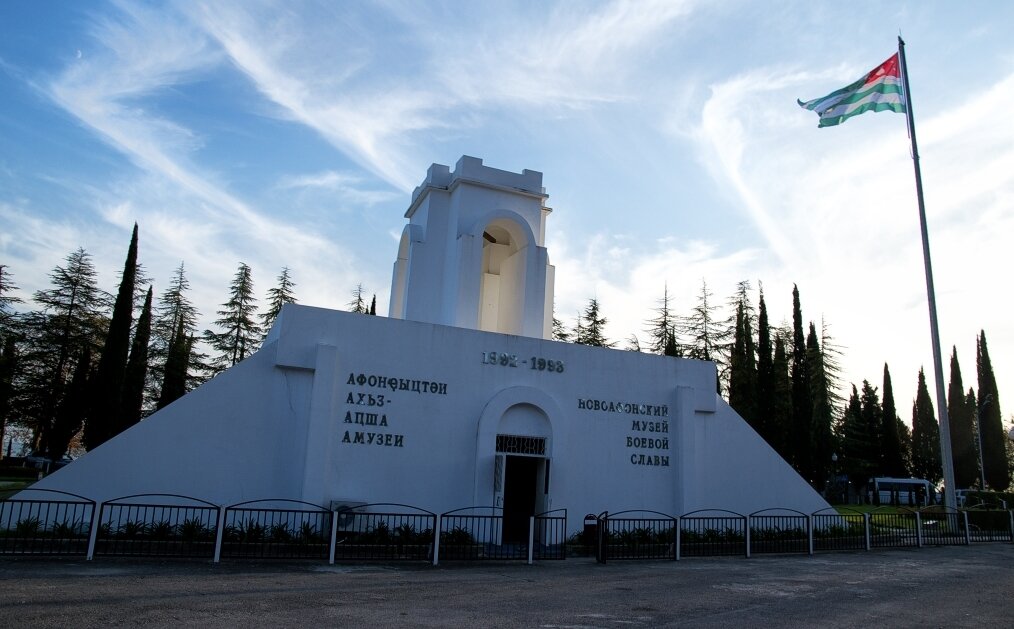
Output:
[389, 156, 555, 339]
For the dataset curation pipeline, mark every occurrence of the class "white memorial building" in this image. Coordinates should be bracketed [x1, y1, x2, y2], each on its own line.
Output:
[37, 156, 829, 535]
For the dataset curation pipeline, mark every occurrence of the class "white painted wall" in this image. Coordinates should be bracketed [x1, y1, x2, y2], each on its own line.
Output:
[36, 305, 829, 534]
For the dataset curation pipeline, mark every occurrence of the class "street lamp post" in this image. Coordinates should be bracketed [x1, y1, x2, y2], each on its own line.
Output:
[976, 394, 993, 490]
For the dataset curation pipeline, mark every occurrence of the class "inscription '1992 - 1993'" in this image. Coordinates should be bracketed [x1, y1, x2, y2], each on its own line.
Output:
[481, 352, 564, 373]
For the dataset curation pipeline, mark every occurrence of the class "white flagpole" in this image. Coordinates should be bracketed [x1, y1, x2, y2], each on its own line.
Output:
[898, 36, 957, 509]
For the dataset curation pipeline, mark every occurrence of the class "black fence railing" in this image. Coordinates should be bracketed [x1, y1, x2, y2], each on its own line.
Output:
[6, 490, 1014, 564]
[222, 500, 332, 560]
[439, 507, 523, 560]
[532, 509, 568, 560]
[679, 510, 747, 558]
[869, 508, 918, 548]
[333, 504, 435, 561]
[95, 494, 219, 558]
[965, 505, 1013, 542]
[0, 489, 94, 556]
[918, 507, 967, 546]
[749, 509, 809, 555]
[598, 511, 676, 562]
[812, 509, 866, 552]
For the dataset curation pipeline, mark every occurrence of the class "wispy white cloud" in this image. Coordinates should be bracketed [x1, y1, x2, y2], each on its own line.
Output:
[276, 170, 400, 206]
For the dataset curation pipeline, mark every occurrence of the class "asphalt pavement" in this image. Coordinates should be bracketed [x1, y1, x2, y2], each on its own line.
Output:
[2, 544, 1012, 628]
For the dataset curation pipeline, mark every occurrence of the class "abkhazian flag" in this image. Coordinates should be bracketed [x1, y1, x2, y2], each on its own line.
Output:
[798, 53, 907, 127]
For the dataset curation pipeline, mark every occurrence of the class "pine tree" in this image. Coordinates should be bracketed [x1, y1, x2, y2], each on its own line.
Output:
[19, 249, 108, 452]
[84, 224, 139, 450]
[348, 283, 368, 314]
[911, 368, 943, 484]
[204, 263, 261, 373]
[552, 316, 570, 342]
[977, 331, 1008, 490]
[260, 267, 297, 332]
[0, 264, 22, 343]
[881, 364, 907, 477]
[755, 288, 775, 448]
[117, 286, 152, 432]
[150, 263, 206, 398]
[645, 285, 678, 355]
[575, 299, 613, 347]
[624, 335, 642, 352]
[789, 285, 812, 477]
[947, 347, 977, 488]
[684, 280, 725, 362]
[807, 322, 833, 489]
[0, 337, 19, 460]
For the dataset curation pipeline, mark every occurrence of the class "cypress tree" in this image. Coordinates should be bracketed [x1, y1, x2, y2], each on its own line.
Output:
[728, 300, 758, 432]
[770, 333, 792, 459]
[117, 286, 152, 432]
[807, 322, 833, 489]
[911, 368, 943, 484]
[84, 224, 138, 450]
[755, 289, 775, 447]
[965, 388, 982, 488]
[369, 295, 376, 316]
[43, 347, 90, 460]
[859, 380, 883, 478]
[841, 385, 874, 496]
[790, 285, 812, 477]
[977, 331, 1008, 490]
[947, 347, 977, 488]
[157, 320, 190, 410]
[0, 338, 16, 460]
[881, 364, 907, 477]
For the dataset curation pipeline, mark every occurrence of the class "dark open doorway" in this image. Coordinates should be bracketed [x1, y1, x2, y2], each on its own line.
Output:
[502, 455, 540, 543]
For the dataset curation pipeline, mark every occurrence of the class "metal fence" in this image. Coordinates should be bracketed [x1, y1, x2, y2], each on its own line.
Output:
[438, 507, 521, 560]
[6, 489, 1014, 565]
[598, 510, 676, 562]
[812, 508, 867, 552]
[749, 509, 809, 555]
[333, 503, 435, 561]
[679, 510, 747, 558]
[965, 505, 1014, 542]
[95, 494, 219, 558]
[222, 500, 332, 560]
[0, 489, 94, 556]
[869, 508, 918, 548]
[918, 507, 968, 546]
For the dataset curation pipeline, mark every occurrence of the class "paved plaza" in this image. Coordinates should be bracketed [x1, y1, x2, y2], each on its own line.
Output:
[2, 544, 1012, 627]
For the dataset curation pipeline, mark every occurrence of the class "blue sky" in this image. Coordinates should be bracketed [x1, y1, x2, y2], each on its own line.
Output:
[1, 0, 1012, 419]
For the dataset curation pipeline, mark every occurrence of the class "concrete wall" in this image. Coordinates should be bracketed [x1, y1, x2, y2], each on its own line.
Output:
[37, 305, 830, 533]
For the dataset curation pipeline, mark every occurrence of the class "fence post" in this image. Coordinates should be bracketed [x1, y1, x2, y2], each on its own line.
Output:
[328, 510, 339, 565]
[807, 515, 814, 556]
[744, 515, 751, 558]
[597, 512, 606, 564]
[963, 511, 971, 545]
[675, 516, 681, 561]
[432, 515, 441, 566]
[864, 513, 871, 551]
[527, 516, 535, 565]
[212, 505, 227, 563]
[915, 511, 923, 547]
[86, 501, 103, 561]
[1009, 510, 1014, 544]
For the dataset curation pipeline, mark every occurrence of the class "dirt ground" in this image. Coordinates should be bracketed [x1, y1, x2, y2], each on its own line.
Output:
[2, 544, 1012, 628]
